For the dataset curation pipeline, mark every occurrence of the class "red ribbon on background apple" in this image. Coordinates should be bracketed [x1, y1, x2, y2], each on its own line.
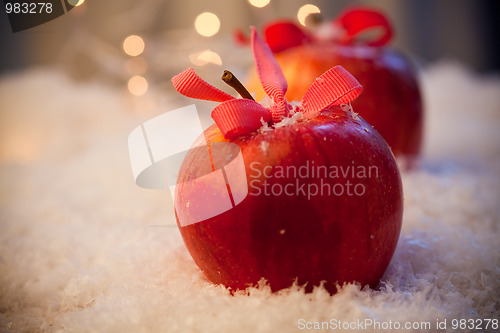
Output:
[172, 28, 362, 139]
[334, 7, 393, 47]
[236, 7, 393, 53]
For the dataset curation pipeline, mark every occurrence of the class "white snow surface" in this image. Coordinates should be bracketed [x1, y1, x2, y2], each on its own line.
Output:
[0, 62, 499, 332]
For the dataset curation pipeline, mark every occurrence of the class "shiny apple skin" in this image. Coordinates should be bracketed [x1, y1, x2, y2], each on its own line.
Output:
[247, 44, 423, 160]
[175, 107, 403, 294]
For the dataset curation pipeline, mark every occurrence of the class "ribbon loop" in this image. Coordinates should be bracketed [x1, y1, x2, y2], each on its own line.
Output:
[302, 65, 363, 117]
[172, 68, 235, 102]
[251, 27, 288, 122]
[212, 99, 271, 139]
[334, 7, 393, 47]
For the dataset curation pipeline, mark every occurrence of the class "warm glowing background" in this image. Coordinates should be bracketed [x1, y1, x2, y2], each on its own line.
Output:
[1, 0, 499, 73]
[0, 1, 499, 332]
[1, 0, 498, 101]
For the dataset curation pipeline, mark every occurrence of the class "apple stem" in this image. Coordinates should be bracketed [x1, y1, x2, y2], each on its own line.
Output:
[222, 70, 255, 101]
[306, 13, 323, 27]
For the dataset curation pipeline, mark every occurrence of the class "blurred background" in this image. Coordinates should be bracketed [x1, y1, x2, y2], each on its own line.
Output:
[0, 0, 499, 86]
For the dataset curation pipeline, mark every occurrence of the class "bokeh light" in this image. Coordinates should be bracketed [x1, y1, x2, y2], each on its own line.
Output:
[123, 35, 145, 57]
[67, 0, 85, 6]
[194, 12, 220, 37]
[128, 76, 148, 96]
[189, 50, 222, 66]
[297, 4, 321, 26]
[248, 0, 271, 8]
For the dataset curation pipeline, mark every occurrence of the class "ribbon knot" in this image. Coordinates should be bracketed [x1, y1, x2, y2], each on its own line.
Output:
[172, 28, 363, 139]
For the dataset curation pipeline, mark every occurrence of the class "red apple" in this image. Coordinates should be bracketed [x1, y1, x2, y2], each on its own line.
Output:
[244, 7, 423, 163]
[171, 28, 403, 294]
[175, 108, 403, 293]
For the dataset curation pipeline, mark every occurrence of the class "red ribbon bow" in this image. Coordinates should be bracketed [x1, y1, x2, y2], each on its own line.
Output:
[334, 6, 393, 47]
[172, 28, 362, 139]
[235, 7, 393, 53]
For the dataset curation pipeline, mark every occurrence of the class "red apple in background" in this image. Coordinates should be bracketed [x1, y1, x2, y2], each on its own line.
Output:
[244, 7, 423, 163]
[170, 28, 403, 294]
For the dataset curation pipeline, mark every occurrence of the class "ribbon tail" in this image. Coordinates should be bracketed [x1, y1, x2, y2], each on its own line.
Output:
[302, 65, 363, 117]
[172, 68, 235, 102]
[211, 99, 272, 139]
[251, 27, 288, 122]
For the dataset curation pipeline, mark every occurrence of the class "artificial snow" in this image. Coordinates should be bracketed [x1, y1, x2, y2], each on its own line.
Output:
[0, 61, 499, 332]
[273, 110, 304, 129]
[257, 99, 305, 133]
